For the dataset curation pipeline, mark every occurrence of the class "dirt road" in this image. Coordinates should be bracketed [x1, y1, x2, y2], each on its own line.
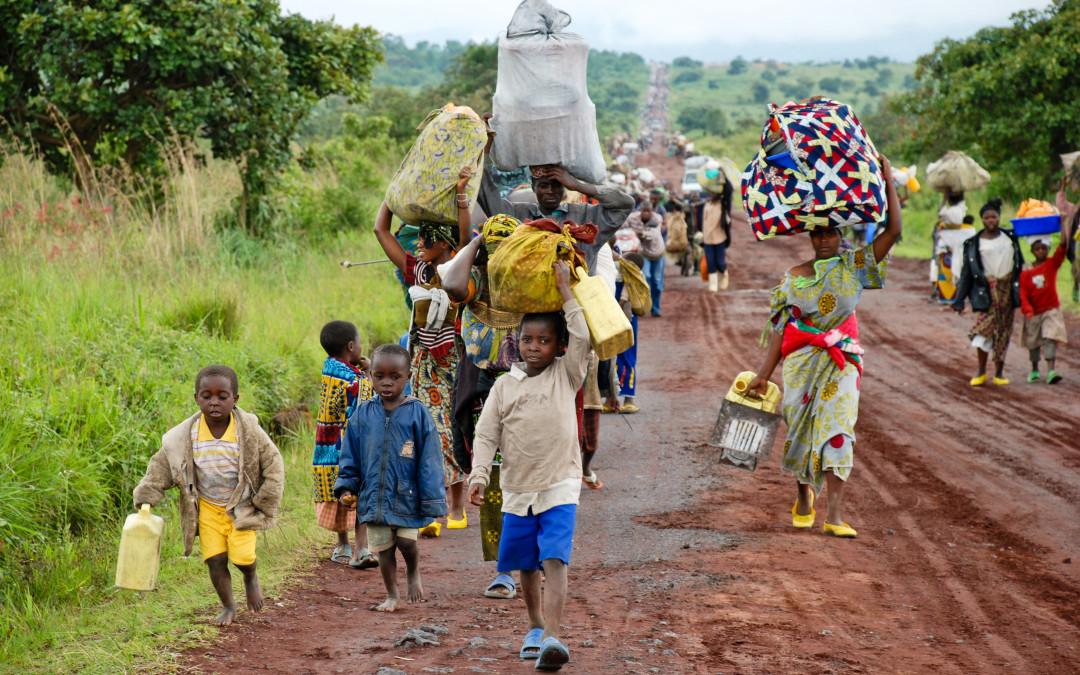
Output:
[184, 165, 1080, 674]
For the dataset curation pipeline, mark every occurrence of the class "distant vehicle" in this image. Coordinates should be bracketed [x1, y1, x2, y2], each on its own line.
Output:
[681, 168, 702, 194]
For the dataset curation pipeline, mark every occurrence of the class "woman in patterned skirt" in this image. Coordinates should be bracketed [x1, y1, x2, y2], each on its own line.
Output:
[747, 156, 903, 539]
[374, 168, 474, 535]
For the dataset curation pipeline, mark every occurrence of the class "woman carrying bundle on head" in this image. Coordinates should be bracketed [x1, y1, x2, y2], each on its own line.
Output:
[374, 168, 475, 537]
[952, 198, 1024, 386]
[747, 154, 903, 540]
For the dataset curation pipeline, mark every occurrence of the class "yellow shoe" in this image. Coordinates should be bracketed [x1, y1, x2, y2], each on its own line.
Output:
[993, 376, 1010, 386]
[447, 511, 467, 529]
[823, 522, 857, 538]
[419, 522, 441, 538]
[791, 492, 816, 528]
[969, 373, 988, 386]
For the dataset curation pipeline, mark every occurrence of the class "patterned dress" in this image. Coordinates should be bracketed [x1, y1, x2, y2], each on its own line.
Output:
[313, 357, 372, 531]
[769, 243, 888, 493]
[404, 253, 465, 487]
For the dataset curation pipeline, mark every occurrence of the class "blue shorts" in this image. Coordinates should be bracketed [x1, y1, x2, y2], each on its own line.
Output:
[496, 504, 577, 573]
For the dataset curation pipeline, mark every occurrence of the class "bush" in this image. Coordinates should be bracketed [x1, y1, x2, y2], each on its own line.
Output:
[673, 56, 702, 68]
[673, 69, 703, 85]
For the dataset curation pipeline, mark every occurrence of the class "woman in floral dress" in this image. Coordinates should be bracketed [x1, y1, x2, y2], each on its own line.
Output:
[747, 157, 903, 539]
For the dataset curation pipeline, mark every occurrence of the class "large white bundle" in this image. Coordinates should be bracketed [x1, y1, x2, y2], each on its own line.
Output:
[490, 0, 607, 184]
[926, 151, 991, 193]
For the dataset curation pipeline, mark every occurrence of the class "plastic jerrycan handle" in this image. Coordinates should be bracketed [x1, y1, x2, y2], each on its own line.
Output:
[139, 503, 152, 518]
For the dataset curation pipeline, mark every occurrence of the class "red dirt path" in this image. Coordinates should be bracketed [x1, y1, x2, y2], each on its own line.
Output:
[183, 142, 1080, 674]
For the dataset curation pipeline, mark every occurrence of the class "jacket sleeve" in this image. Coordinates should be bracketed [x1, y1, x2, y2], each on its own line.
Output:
[252, 425, 285, 518]
[334, 411, 364, 499]
[468, 382, 504, 490]
[417, 407, 448, 518]
[952, 242, 974, 312]
[584, 186, 636, 245]
[562, 298, 592, 392]
[132, 446, 176, 508]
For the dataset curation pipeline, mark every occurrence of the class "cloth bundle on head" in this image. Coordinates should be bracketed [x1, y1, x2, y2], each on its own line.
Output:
[487, 217, 597, 312]
[482, 214, 521, 255]
[1027, 235, 1053, 247]
[741, 98, 885, 241]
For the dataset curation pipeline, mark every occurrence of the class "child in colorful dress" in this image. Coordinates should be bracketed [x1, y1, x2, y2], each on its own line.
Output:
[468, 261, 590, 671]
[313, 320, 377, 568]
[374, 168, 474, 535]
[134, 365, 284, 625]
[336, 344, 447, 612]
[1020, 216, 1071, 383]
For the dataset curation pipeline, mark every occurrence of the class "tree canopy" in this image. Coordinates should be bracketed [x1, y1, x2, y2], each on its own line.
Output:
[893, 0, 1080, 198]
[0, 0, 381, 228]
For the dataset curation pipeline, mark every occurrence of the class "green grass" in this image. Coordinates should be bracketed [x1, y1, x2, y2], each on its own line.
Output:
[0, 140, 410, 670]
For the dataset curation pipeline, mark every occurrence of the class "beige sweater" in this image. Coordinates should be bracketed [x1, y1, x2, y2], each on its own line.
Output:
[468, 299, 590, 494]
[133, 408, 284, 557]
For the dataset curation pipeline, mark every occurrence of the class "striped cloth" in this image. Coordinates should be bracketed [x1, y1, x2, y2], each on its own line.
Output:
[191, 414, 240, 506]
[313, 357, 372, 503]
[404, 253, 459, 360]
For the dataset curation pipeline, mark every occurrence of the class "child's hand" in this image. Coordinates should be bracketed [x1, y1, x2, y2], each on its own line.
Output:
[457, 166, 473, 191]
[482, 112, 495, 153]
[467, 484, 484, 507]
[745, 375, 770, 400]
[553, 260, 572, 298]
[339, 492, 358, 509]
[358, 356, 371, 372]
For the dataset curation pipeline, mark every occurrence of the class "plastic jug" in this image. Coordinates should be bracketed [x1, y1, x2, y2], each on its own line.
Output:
[115, 504, 164, 591]
[571, 266, 634, 360]
[726, 371, 780, 413]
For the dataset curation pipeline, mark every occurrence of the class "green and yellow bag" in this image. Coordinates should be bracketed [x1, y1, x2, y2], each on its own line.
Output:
[385, 103, 486, 226]
[488, 218, 597, 313]
[618, 258, 651, 317]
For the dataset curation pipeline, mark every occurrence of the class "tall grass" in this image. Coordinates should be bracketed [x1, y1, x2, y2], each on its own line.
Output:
[0, 132, 409, 668]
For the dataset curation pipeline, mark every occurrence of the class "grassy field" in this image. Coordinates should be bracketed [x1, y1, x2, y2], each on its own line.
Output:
[0, 139, 410, 672]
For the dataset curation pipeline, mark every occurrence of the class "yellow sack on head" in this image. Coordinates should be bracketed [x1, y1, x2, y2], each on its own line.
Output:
[617, 258, 651, 317]
[488, 219, 594, 313]
[385, 103, 486, 226]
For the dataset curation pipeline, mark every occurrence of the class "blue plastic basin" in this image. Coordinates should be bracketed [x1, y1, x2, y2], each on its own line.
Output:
[1011, 215, 1060, 237]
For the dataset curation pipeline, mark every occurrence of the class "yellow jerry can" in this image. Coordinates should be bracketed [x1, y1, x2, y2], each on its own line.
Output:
[115, 503, 164, 591]
[726, 371, 781, 413]
[571, 266, 634, 360]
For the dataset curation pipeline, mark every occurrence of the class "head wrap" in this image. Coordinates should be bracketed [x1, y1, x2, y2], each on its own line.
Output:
[417, 220, 458, 249]
[482, 214, 520, 256]
[1028, 235, 1053, 248]
[530, 164, 559, 180]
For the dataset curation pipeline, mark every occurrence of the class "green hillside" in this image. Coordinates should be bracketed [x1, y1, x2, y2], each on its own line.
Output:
[668, 56, 917, 137]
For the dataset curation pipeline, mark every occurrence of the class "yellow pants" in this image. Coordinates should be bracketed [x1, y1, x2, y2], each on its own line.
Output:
[198, 499, 257, 565]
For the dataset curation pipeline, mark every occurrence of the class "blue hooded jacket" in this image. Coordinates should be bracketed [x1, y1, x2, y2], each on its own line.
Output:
[334, 396, 447, 528]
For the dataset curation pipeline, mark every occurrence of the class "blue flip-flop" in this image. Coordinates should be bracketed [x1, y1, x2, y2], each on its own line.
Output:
[534, 636, 570, 671]
[485, 573, 517, 599]
[520, 627, 544, 660]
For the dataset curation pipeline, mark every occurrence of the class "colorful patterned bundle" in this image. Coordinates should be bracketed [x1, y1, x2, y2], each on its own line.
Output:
[741, 98, 885, 241]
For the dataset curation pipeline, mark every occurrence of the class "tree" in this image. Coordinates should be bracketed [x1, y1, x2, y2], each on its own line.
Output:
[894, 0, 1080, 198]
[728, 56, 748, 76]
[673, 56, 702, 68]
[751, 82, 771, 104]
[676, 105, 727, 136]
[819, 77, 843, 94]
[0, 0, 381, 230]
[672, 69, 703, 85]
[876, 68, 894, 87]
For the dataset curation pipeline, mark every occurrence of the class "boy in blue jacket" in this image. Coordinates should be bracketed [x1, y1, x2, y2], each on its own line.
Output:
[335, 343, 447, 612]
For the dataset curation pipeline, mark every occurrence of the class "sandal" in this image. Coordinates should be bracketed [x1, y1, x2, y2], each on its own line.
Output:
[349, 546, 379, 569]
[602, 405, 620, 414]
[485, 573, 517, 599]
[330, 544, 352, 565]
[791, 491, 815, 529]
[534, 636, 570, 671]
[447, 511, 467, 529]
[419, 521, 441, 538]
[620, 403, 639, 414]
[582, 472, 603, 490]
[520, 627, 544, 660]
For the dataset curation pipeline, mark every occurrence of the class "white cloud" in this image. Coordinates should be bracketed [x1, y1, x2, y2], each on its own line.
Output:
[280, 0, 1044, 62]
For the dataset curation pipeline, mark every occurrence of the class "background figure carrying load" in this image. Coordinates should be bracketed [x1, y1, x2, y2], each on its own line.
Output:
[1020, 213, 1071, 384]
[477, 114, 635, 275]
[932, 187, 975, 303]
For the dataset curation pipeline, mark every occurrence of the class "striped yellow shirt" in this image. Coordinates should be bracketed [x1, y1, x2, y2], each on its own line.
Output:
[191, 414, 240, 506]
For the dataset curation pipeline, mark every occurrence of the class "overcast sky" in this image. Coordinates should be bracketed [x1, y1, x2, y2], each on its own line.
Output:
[279, 0, 1045, 63]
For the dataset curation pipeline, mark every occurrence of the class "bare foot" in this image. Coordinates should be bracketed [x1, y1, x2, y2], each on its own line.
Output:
[212, 607, 237, 626]
[406, 572, 423, 603]
[244, 573, 264, 612]
[372, 597, 399, 612]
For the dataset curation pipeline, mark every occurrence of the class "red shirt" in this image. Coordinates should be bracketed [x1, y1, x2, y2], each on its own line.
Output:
[1019, 245, 1066, 318]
